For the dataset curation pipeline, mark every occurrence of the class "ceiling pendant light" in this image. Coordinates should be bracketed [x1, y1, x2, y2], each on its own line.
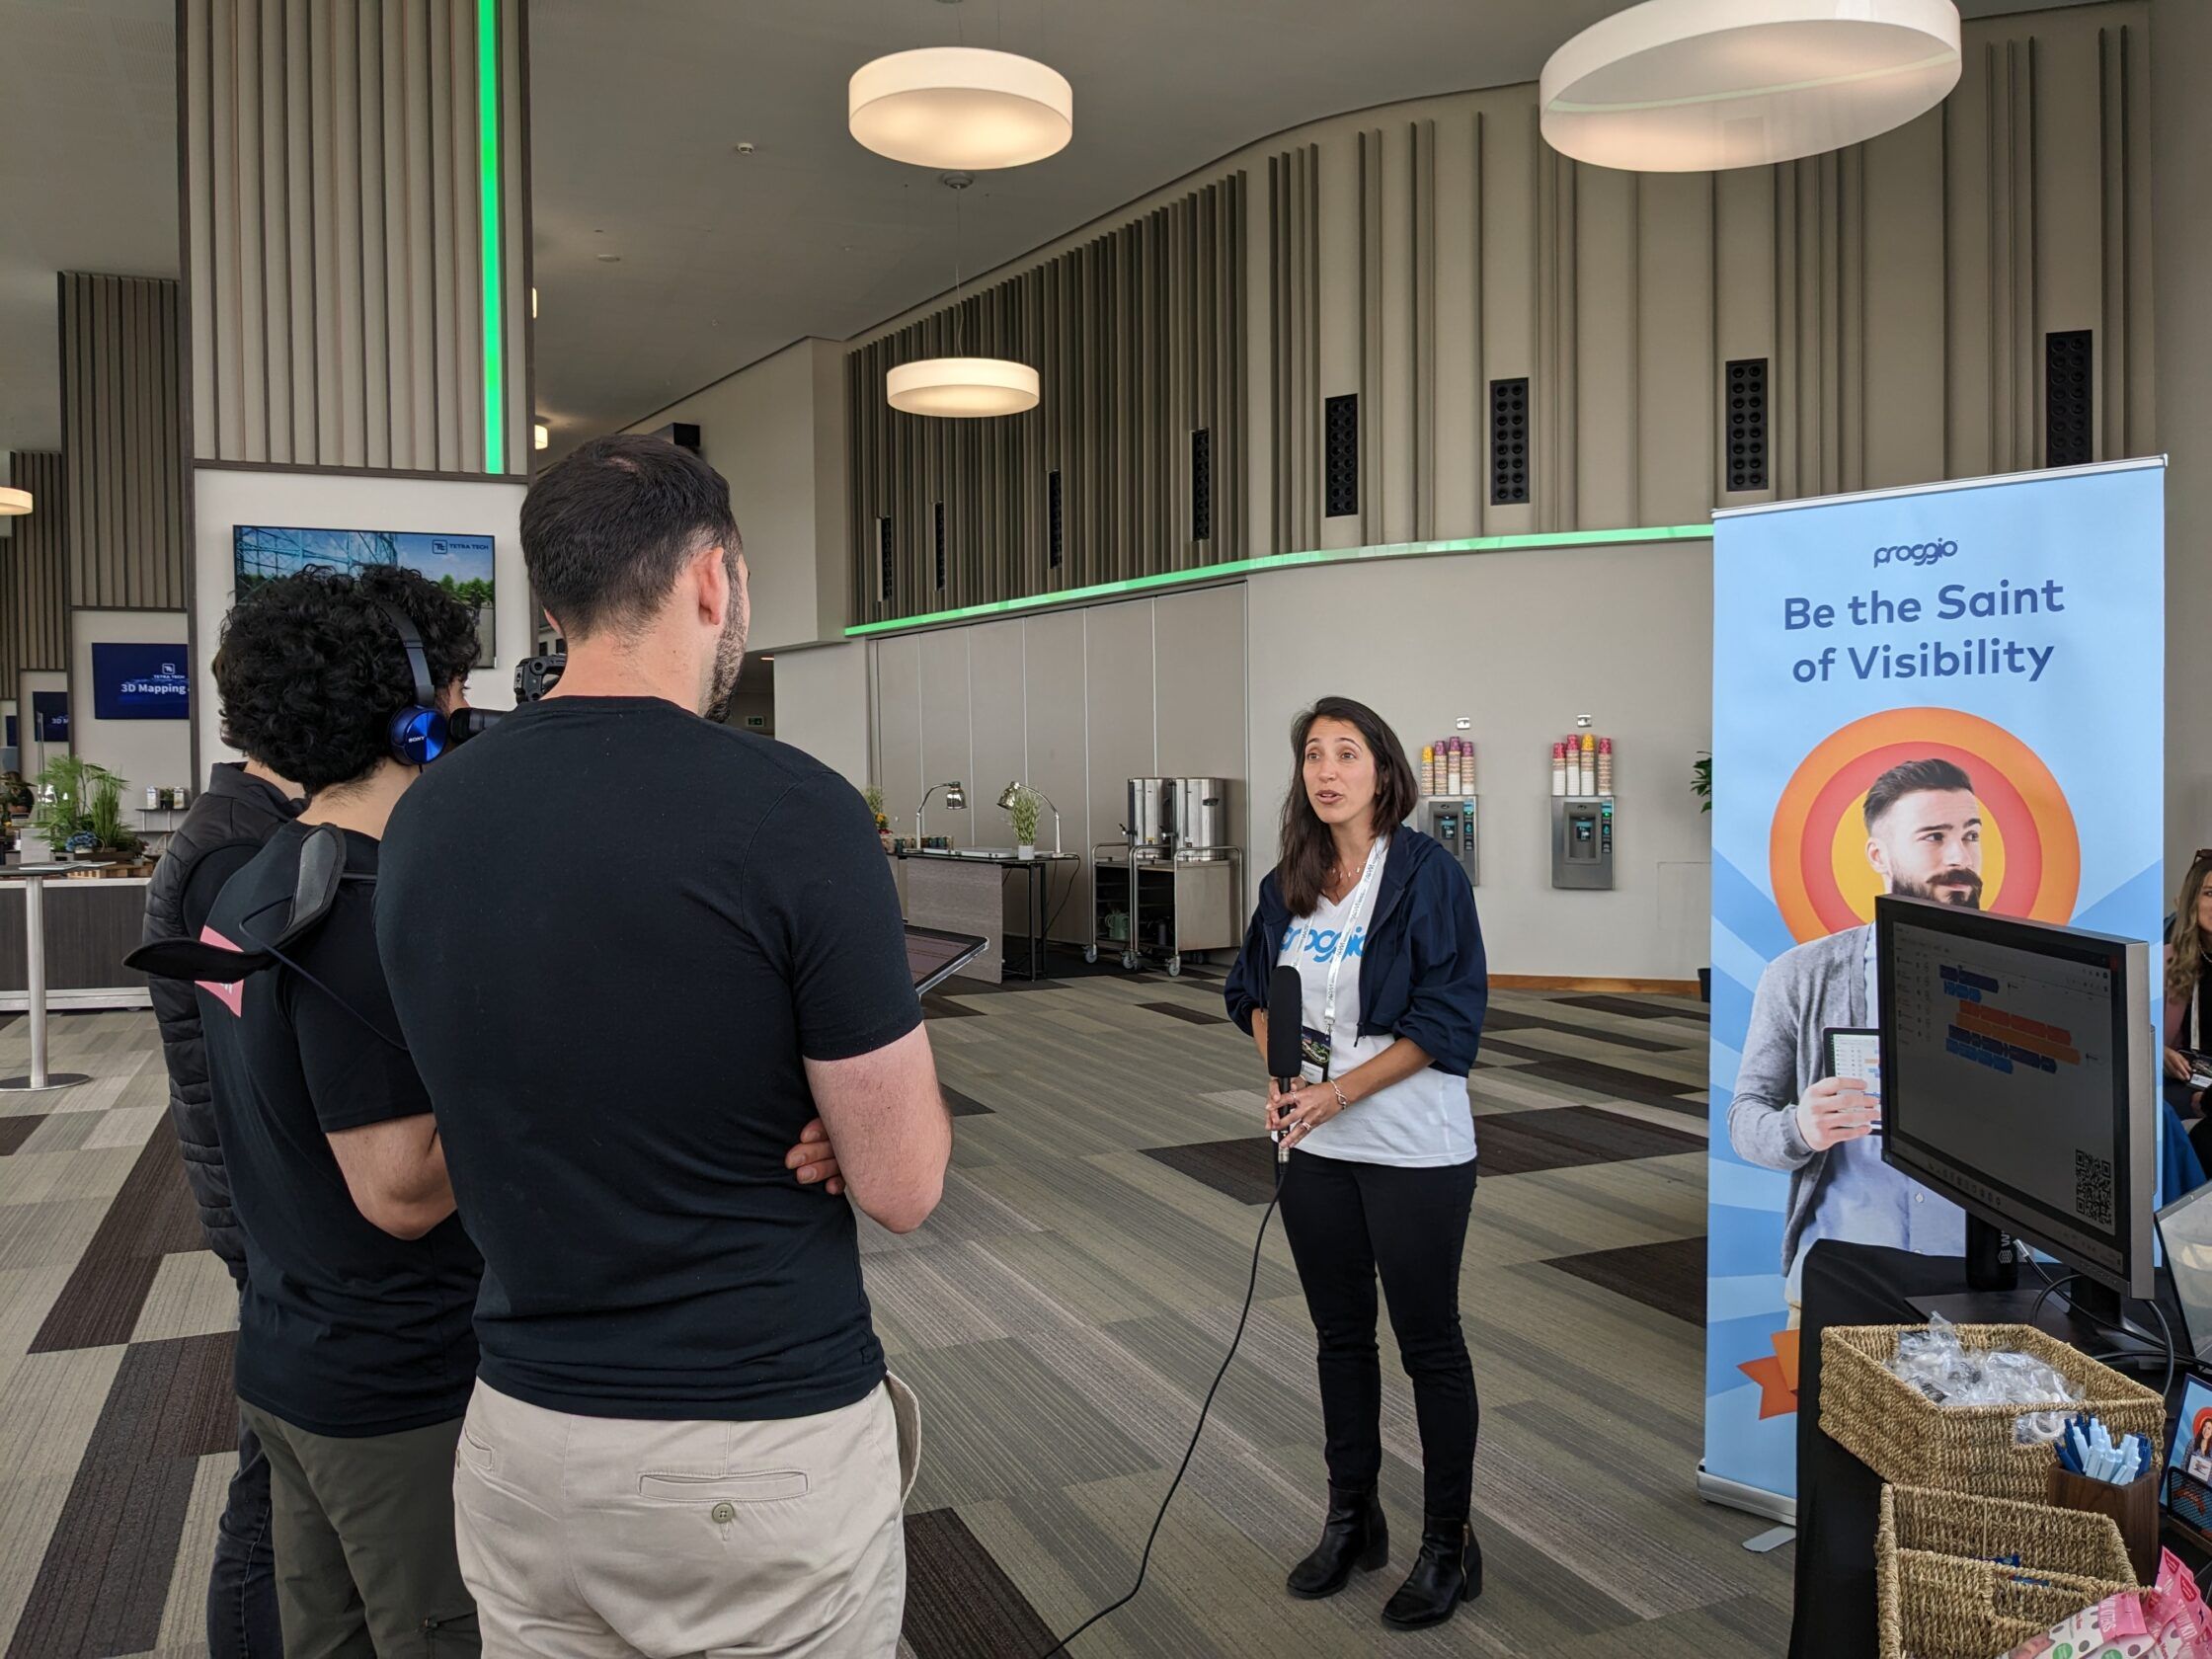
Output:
[887, 174, 1039, 419]
[1540, 0, 1961, 173]
[849, 46, 1072, 170]
[887, 357, 1040, 418]
[0, 487, 31, 516]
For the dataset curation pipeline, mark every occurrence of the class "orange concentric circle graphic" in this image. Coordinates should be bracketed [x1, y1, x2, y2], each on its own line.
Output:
[1768, 707, 2081, 943]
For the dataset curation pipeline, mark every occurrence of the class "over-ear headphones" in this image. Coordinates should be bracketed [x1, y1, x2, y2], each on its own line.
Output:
[375, 602, 448, 766]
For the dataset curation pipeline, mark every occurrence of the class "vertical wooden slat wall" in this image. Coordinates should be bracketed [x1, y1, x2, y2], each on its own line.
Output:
[58, 276, 189, 610]
[7, 454, 71, 673]
[843, 3, 2154, 630]
[182, 0, 529, 476]
[846, 175, 1248, 628]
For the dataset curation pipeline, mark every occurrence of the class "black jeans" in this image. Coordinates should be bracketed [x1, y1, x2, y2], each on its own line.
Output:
[208, 1407, 283, 1658]
[1278, 1149, 1479, 1519]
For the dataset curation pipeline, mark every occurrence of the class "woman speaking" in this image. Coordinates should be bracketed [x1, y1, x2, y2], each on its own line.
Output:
[1224, 696, 1488, 1631]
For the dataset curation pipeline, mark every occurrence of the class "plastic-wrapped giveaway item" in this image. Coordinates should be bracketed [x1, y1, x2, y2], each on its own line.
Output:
[2000, 1548, 2212, 1657]
[1887, 1314, 2082, 1445]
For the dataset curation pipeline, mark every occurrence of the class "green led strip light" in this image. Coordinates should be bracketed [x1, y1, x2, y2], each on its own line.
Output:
[477, 0, 505, 472]
[844, 522, 1714, 638]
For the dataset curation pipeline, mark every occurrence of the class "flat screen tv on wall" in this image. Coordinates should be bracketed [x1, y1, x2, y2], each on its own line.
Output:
[231, 525, 496, 667]
[91, 644, 190, 720]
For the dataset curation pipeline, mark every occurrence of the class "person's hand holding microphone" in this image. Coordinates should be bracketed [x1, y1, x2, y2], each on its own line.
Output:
[1795, 1075, 1879, 1151]
[1263, 964, 1352, 1154]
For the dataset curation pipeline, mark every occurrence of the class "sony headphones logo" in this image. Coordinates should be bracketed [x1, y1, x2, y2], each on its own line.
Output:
[1872, 538, 1959, 569]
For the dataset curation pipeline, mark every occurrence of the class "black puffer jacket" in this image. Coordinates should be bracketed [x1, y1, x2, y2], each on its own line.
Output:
[141, 763, 300, 1279]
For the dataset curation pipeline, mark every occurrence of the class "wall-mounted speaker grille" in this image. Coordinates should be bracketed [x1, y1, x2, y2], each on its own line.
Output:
[1047, 469, 1064, 569]
[1323, 395, 1359, 518]
[2045, 330, 2094, 468]
[1725, 358, 1769, 492]
[1191, 429, 1213, 542]
[1488, 377, 1530, 506]
[877, 516, 894, 602]
[932, 501, 946, 591]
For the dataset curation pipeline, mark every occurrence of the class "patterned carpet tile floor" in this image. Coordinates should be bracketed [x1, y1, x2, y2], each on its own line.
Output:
[0, 985, 1788, 1659]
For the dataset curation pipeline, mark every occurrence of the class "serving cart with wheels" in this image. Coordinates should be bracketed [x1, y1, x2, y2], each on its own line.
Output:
[1086, 844, 1242, 977]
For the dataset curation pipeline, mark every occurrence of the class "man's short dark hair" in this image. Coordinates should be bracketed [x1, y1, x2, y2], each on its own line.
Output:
[1863, 756, 1976, 832]
[520, 434, 743, 639]
[216, 565, 477, 797]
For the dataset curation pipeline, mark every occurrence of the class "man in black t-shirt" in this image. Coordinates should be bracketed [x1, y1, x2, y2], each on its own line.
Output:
[195, 567, 485, 1657]
[377, 434, 950, 1657]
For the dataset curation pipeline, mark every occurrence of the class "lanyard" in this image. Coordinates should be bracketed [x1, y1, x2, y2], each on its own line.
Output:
[1319, 837, 1386, 1068]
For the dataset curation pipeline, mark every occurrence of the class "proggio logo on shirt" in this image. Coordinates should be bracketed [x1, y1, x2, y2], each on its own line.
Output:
[1282, 922, 1366, 964]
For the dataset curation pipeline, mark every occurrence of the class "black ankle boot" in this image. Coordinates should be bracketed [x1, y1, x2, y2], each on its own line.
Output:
[1381, 1515, 1481, 1629]
[1285, 1485, 1388, 1599]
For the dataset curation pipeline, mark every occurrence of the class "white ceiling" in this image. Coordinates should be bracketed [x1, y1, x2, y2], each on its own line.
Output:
[0, 0, 2094, 458]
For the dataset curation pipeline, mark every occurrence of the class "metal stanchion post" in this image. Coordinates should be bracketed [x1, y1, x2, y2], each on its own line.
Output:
[0, 870, 91, 1093]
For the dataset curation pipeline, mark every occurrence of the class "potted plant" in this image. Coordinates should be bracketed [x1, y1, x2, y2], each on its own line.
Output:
[863, 785, 891, 851]
[1006, 784, 1042, 859]
[86, 769, 145, 864]
[32, 757, 143, 865]
[1692, 751, 1712, 1002]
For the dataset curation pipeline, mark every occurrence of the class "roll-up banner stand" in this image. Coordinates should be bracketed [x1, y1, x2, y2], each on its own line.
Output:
[1700, 457, 2168, 1519]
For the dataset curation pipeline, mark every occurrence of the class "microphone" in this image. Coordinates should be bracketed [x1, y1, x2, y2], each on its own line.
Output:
[1268, 964, 1304, 1160]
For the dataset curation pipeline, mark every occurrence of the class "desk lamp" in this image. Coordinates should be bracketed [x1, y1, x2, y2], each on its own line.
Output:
[995, 781, 1063, 855]
[914, 781, 966, 844]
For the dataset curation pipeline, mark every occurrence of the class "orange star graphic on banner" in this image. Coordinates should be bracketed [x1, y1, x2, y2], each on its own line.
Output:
[1738, 1328, 1802, 1420]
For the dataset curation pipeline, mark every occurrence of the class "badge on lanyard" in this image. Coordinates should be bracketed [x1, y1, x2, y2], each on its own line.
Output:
[1299, 839, 1384, 1083]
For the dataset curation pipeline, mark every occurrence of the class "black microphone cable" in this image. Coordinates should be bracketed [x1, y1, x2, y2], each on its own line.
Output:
[1032, 1147, 1292, 1658]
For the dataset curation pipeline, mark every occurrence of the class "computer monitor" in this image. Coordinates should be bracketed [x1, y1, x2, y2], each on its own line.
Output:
[1875, 894, 2155, 1300]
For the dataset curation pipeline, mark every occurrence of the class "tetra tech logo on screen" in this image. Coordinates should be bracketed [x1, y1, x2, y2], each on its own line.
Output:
[1768, 707, 2081, 944]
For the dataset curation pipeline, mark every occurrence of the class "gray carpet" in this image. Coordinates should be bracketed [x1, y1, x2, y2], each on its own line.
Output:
[0, 979, 1790, 1658]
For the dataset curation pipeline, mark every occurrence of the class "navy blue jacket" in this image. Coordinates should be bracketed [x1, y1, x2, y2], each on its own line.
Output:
[1224, 829, 1488, 1075]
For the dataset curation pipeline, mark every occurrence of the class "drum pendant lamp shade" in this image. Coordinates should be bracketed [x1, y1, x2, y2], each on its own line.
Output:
[849, 47, 1073, 170]
[887, 357, 1041, 419]
[1540, 0, 1962, 173]
[0, 487, 30, 516]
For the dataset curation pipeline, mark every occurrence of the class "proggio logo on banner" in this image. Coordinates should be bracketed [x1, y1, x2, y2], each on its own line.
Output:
[1873, 538, 1959, 568]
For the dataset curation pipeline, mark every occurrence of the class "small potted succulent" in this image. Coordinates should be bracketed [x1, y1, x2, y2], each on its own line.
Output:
[1006, 785, 1043, 860]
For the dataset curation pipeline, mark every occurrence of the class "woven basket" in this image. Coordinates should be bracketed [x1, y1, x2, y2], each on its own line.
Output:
[1877, 1484, 2141, 1659]
[1822, 1324, 2164, 1502]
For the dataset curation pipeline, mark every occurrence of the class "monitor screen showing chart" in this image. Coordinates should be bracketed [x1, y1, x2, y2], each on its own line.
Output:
[1876, 895, 2153, 1296]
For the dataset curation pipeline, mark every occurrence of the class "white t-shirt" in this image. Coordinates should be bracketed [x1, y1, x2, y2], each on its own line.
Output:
[1278, 841, 1477, 1169]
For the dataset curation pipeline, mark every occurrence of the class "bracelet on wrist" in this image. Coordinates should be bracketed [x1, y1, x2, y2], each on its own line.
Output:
[1328, 1079, 1349, 1111]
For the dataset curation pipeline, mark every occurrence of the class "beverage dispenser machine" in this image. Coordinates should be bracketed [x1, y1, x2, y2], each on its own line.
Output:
[1551, 797, 1615, 889]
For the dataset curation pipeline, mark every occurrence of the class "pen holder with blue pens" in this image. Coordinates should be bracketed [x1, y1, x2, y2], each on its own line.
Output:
[2048, 1413, 2162, 1584]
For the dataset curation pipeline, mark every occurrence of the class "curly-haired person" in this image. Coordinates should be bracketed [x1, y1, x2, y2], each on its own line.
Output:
[196, 564, 486, 1658]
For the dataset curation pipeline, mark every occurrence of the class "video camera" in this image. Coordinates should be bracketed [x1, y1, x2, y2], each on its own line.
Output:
[447, 652, 566, 747]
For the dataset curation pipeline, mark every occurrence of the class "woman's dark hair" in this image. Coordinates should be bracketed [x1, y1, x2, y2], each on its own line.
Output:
[215, 564, 477, 798]
[1278, 696, 1420, 916]
[520, 433, 743, 640]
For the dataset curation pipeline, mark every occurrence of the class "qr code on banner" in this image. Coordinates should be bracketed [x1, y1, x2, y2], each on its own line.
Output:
[2076, 1149, 2115, 1229]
